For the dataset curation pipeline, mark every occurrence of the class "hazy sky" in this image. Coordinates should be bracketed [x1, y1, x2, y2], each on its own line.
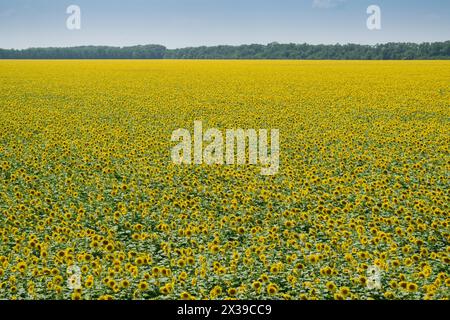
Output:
[0, 0, 449, 49]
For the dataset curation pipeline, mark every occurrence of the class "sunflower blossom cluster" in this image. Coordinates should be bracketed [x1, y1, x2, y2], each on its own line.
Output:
[0, 60, 449, 300]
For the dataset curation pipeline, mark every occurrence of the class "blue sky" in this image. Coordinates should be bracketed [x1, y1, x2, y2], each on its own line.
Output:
[0, 0, 449, 49]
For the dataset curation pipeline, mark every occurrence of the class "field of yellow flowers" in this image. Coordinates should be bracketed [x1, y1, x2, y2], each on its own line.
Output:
[0, 60, 449, 300]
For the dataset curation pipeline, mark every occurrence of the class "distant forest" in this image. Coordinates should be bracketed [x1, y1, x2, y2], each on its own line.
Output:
[1, 42, 449, 60]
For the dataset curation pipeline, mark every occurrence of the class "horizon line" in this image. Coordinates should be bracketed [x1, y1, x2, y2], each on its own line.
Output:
[1, 40, 449, 51]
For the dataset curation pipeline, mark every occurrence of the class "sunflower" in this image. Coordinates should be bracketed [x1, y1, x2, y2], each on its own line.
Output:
[138, 281, 148, 291]
[267, 283, 278, 295]
[71, 292, 82, 300]
[252, 281, 262, 290]
[326, 281, 336, 292]
[180, 292, 190, 300]
[407, 283, 418, 292]
[120, 279, 130, 288]
[228, 288, 237, 296]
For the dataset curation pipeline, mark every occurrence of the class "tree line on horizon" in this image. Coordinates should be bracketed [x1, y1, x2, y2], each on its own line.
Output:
[0, 42, 449, 60]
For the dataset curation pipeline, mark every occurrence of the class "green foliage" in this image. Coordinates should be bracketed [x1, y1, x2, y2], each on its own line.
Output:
[0, 42, 449, 59]
[0, 45, 167, 59]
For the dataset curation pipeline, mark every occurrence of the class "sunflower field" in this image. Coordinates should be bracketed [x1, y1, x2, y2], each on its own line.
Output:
[0, 60, 449, 300]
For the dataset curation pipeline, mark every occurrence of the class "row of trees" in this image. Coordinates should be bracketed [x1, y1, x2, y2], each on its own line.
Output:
[1, 42, 449, 59]
[0, 45, 166, 59]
